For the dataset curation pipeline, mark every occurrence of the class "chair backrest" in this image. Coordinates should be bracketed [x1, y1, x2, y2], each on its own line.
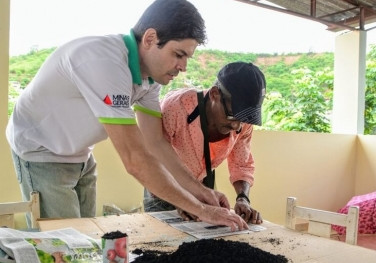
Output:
[0, 191, 40, 229]
[285, 196, 359, 245]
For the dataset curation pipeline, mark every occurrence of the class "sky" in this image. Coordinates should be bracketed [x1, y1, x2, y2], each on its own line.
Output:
[9, 0, 376, 56]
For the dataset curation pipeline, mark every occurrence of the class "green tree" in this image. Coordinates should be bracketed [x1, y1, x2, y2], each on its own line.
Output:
[8, 47, 376, 134]
[261, 91, 293, 130]
[262, 67, 333, 132]
[287, 67, 332, 132]
[365, 44, 376, 134]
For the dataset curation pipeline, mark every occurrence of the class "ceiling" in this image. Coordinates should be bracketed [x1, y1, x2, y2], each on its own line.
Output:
[234, 0, 376, 32]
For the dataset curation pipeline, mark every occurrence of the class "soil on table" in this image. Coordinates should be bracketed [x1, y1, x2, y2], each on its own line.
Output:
[102, 230, 128, 240]
[132, 238, 289, 263]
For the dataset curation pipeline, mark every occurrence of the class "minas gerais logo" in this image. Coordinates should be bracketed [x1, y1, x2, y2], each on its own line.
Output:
[103, 94, 130, 108]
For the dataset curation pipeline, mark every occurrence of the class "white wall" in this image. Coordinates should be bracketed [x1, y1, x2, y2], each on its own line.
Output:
[216, 130, 358, 225]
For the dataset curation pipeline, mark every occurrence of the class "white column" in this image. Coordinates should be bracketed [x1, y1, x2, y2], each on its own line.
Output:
[331, 30, 366, 134]
[0, 0, 20, 203]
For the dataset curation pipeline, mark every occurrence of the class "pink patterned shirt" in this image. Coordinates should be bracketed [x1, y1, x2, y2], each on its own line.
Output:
[161, 87, 255, 186]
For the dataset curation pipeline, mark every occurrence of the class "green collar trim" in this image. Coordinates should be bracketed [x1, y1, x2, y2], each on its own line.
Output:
[122, 30, 154, 85]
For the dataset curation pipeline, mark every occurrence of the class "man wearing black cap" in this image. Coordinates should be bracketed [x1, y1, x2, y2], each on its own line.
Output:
[144, 62, 266, 224]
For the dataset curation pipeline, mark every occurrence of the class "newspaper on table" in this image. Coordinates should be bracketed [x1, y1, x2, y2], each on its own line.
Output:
[0, 227, 102, 263]
[148, 210, 266, 239]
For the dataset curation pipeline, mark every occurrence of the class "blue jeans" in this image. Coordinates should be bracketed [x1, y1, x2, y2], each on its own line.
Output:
[143, 188, 175, 212]
[11, 150, 97, 227]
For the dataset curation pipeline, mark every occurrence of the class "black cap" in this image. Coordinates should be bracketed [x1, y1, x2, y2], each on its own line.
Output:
[217, 62, 266, 125]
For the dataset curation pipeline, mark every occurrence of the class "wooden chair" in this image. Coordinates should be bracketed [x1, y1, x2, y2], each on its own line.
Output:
[0, 191, 40, 229]
[285, 196, 359, 245]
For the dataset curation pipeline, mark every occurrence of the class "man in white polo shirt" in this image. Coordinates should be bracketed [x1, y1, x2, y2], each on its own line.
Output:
[6, 0, 247, 231]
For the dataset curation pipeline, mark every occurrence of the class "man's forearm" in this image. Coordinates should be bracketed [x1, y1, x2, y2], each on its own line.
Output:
[103, 123, 206, 216]
[148, 137, 206, 198]
[135, 112, 211, 203]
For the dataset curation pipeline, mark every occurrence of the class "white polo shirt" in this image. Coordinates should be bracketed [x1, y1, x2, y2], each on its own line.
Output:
[6, 32, 161, 163]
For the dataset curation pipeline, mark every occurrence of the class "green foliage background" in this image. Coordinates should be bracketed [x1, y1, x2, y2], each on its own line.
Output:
[8, 46, 376, 134]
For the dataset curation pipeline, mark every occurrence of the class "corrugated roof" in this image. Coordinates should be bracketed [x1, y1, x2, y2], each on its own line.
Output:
[234, 0, 376, 32]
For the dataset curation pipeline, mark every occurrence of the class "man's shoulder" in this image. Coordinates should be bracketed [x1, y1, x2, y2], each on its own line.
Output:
[60, 34, 125, 60]
[162, 87, 200, 103]
[161, 87, 203, 115]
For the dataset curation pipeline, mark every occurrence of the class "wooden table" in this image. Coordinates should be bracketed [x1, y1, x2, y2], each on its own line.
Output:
[38, 213, 376, 263]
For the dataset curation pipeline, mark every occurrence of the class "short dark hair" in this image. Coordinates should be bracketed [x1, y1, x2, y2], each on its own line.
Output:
[133, 0, 207, 47]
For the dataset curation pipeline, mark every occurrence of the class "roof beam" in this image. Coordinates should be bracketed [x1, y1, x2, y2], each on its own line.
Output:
[233, 0, 376, 32]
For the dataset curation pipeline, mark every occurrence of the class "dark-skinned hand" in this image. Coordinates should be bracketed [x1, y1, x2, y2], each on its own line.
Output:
[234, 199, 263, 224]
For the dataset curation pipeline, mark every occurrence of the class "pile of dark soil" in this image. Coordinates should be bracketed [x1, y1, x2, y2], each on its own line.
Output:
[102, 230, 128, 239]
[132, 238, 288, 263]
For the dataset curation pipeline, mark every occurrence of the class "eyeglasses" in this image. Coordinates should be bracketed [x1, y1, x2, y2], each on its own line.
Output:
[219, 89, 236, 121]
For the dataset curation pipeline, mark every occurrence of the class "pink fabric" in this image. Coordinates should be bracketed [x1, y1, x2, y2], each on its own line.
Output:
[161, 88, 255, 185]
[332, 191, 376, 234]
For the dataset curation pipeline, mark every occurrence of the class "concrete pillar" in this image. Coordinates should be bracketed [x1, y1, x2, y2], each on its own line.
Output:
[0, 0, 22, 203]
[0, 0, 10, 124]
[331, 30, 366, 134]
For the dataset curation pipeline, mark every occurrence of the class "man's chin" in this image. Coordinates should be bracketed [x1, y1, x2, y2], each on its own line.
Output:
[154, 79, 169, 85]
[158, 76, 173, 85]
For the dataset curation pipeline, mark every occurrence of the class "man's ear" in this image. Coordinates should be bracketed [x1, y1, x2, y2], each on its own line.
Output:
[209, 86, 221, 101]
[141, 28, 158, 49]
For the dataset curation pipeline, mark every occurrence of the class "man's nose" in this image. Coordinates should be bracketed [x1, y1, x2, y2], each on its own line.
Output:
[177, 58, 187, 72]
